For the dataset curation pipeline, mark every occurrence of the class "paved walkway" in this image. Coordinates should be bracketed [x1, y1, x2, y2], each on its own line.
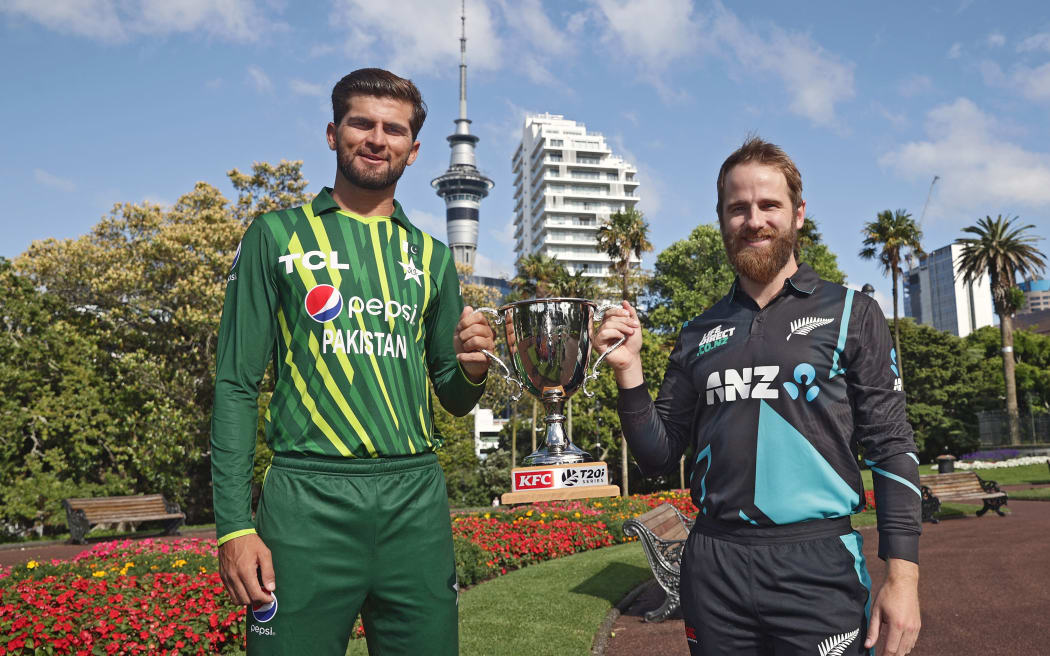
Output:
[0, 527, 215, 568]
[604, 499, 1050, 655]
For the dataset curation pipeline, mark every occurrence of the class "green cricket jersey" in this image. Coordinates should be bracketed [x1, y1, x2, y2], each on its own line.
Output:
[211, 187, 485, 544]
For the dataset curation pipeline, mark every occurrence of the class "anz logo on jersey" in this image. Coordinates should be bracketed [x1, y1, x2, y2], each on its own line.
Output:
[705, 363, 825, 406]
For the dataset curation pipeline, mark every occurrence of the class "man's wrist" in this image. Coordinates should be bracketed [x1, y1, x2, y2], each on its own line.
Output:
[886, 557, 919, 583]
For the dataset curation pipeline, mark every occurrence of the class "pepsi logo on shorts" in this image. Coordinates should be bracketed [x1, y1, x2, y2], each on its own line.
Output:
[252, 593, 278, 623]
[305, 284, 343, 323]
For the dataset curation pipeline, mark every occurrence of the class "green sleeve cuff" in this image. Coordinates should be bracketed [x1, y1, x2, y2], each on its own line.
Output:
[458, 360, 487, 388]
[217, 528, 257, 546]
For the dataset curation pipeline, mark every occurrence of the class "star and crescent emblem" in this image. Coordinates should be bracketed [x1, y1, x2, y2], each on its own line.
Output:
[399, 258, 424, 286]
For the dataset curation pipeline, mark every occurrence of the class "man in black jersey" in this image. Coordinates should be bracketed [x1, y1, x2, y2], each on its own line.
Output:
[597, 137, 921, 656]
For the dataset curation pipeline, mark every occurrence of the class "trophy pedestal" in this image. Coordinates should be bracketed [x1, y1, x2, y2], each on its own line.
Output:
[500, 461, 620, 505]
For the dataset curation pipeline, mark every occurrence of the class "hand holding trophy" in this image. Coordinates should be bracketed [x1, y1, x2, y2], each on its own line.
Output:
[476, 297, 625, 504]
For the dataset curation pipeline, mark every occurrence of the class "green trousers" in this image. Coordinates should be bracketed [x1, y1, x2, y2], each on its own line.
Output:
[247, 452, 458, 655]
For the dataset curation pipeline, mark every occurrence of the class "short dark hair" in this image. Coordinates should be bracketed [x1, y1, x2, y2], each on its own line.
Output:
[331, 68, 428, 139]
[716, 136, 802, 222]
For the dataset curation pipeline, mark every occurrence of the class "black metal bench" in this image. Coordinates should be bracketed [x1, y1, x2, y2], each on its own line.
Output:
[918, 472, 1007, 523]
[63, 494, 185, 544]
[623, 503, 693, 622]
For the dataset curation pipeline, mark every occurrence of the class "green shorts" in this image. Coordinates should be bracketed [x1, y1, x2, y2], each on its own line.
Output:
[247, 452, 458, 655]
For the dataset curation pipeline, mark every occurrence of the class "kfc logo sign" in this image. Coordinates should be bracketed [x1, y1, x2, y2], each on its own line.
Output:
[514, 471, 555, 490]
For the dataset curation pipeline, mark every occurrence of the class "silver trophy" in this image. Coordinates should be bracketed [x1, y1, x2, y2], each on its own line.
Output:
[478, 298, 624, 467]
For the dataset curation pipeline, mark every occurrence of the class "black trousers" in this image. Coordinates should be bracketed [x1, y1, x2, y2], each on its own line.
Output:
[680, 517, 872, 656]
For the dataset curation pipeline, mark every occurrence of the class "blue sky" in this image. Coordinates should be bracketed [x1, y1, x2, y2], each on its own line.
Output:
[3, 0, 1049, 315]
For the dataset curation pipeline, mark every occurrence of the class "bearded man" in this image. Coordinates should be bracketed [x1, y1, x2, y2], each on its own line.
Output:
[211, 68, 494, 655]
[597, 137, 922, 656]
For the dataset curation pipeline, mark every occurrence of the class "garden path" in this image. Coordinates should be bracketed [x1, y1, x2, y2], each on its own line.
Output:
[604, 499, 1050, 656]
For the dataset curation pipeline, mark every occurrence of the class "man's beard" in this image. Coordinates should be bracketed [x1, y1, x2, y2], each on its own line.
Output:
[722, 221, 798, 284]
[338, 146, 410, 191]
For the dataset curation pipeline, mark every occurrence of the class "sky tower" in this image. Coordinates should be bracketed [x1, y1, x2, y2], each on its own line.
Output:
[431, 0, 493, 270]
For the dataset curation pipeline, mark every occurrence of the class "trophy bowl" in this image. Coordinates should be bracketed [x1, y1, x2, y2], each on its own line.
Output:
[478, 298, 624, 503]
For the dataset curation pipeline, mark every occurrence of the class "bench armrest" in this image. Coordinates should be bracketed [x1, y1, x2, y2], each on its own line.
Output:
[977, 476, 1002, 493]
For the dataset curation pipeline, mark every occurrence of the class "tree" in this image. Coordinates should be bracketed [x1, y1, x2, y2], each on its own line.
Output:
[647, 225, 735, 333]
[594, 207, 653, 496]
[596, 207, 652, 303]
[14, 163, 312, 520]
[859, 209, 924, 384]
[799, 216, 846, 285]
[955, 215, 1047, 444]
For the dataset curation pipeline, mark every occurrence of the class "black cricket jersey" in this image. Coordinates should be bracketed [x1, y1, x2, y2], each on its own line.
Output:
[619, 264, 922, 562]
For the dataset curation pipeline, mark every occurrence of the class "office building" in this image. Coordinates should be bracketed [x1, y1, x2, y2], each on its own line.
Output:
[1018, 279, 1050, 315]
[903, 243, 995, 337]
[511, 114, 639, 278]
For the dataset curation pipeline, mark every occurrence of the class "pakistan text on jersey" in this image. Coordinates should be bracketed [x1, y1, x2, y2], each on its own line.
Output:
[323, 329, 409, 359]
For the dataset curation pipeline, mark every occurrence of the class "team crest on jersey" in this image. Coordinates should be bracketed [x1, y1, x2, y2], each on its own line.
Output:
[305, 284, 343, 323]
[252, 593, 278, 623]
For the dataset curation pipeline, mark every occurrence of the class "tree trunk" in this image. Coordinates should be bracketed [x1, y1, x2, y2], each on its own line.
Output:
[531, 399, 538, 452]
[511, 406, 517, 466]
[1000, 313, 1021, 445]
[620, 434, 629, 497]
[567, 397, 573, 445]
[679, 455, 685, 490]
[892, 266, 903, 384]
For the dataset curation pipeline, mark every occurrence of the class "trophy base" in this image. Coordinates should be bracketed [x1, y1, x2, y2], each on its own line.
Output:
[500, 461, 620, 505]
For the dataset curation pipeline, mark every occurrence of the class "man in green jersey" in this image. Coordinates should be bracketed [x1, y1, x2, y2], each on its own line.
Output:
[211, 68, 495, 655]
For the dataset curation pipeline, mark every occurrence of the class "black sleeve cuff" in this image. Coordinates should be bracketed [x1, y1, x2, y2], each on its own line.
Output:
[617, 383, 652, 414]
[877, 532, 919, 564]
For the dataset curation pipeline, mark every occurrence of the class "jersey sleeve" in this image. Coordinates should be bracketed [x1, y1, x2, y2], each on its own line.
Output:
[617, 331, 696, 476]
[211, 219, 279, 545]
[424, 247, 485, 417]
[845, 296, 922, 563]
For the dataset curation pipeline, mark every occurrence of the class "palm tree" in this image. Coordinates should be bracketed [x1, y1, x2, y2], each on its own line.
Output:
[595, 207, 653, 496]
[955, 215, 1046, 445]
[859, 209, 924, 382]
[510, 253, 566, 299]
[596, 207, 653, 302]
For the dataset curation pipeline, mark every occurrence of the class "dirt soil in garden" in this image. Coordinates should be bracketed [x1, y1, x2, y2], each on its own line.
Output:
[0, 527, 215, 568]
[603, 498, 1050, 656]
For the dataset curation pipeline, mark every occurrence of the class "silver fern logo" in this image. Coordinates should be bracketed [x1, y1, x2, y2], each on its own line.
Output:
[787, 316, 834, 340]
[817, 628, 859, 656]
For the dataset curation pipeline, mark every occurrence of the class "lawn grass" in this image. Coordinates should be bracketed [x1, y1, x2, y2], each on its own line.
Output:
[1009, 487, 1050, 501]
[345, 543, 650, 656]
[914, 463, 1050, 486]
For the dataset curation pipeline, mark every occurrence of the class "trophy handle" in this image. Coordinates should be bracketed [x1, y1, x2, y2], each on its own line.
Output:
[581, 303, 627, 398]
[475, 308, 525, 402]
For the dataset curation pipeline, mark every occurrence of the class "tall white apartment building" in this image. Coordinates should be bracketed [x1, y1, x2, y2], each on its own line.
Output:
[904, 243, 995, 337]
[512, 114, 640, 278]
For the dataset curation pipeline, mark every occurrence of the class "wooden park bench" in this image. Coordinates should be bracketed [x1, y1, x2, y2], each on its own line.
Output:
[63, 494, 185, 544]
[623, 503, 693, 622]
[918, 471, 1007, 523]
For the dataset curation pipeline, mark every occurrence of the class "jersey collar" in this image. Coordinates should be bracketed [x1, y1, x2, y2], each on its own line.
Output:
[729, 262, 820, 307]
[310, 187, 416, 231]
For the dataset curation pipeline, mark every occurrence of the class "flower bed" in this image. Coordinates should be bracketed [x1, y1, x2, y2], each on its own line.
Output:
[0, 539, 244, 654]
[0, 489, 879, 651]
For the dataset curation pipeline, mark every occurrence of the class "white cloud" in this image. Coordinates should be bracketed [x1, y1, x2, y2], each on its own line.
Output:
[34, 169, 75, 192]
[874, 104, 909, 128]
[473, 251, 512, 278]
[490, 219, 516, 246]
[710, 6, 855, 127]
[205, 77, 224, 89]
[948, 42, 963, 59]
[980, 59, 1050, 103]
[987, 31, 1006, 48]
[406, 208, 447, 240]
[328, 0, 502, 76]
[591, 0, 703, 69]
[898, 74, 932, 97]
[0, 0, 272, 42]
[290, 79, 325, 97]
[880, 98, 1050, 216]
[1018, 31, 1050, 53]
[247, 66, 273, 93]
